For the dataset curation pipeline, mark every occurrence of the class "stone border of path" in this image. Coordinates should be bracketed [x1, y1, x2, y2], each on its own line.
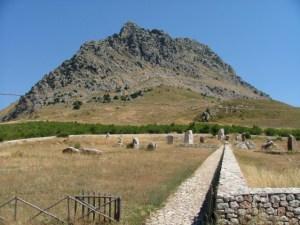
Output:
[146, 146, 224, 225]
[216, 144, 300, 225]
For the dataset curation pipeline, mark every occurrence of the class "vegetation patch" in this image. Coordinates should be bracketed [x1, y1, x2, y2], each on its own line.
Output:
[0, 121, 300, 142]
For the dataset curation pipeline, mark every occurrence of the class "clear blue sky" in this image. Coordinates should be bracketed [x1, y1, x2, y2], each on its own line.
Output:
[1, 0, 300, 110]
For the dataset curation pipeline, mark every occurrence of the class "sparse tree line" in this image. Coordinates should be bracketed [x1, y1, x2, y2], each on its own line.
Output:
[0, 121, 299, 142]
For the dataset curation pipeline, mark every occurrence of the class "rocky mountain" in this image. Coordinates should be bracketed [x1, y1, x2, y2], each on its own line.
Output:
[1, 22, 269, 121]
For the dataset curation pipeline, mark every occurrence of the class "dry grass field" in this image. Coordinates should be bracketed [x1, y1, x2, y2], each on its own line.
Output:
[0, 134, 216, 225]
[234, 137, 300, 188]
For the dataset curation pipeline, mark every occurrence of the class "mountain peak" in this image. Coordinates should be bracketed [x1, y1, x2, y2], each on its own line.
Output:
[1, 22, 270, 122]
[119, 21, 143, 38]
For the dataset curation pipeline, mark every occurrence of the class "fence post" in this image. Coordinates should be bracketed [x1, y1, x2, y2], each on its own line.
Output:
[67, 196, 70, 224]
[104, 194, 106, 223]
[109, 196, 112, 221]
[93, 192, 96, 221]
[117, 197, 121, 221]
[81, 190, 84, 219]
[98, 193, 101, 222]
[74, 195, 77, 220]
[14, 197, 17, 221]
[87, 191, 90, 220]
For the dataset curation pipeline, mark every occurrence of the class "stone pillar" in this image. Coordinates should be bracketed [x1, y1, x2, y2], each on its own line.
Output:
[133, 137, 140, 149]
[218, 128, 225, 140]
[287, 135, 296, 151]
[184, 130, 194, 145]
[241, 133, 246, 142]
[117, 135, 123, 146]
[200, 136, 205, 143]
[166, 135, 174, 144]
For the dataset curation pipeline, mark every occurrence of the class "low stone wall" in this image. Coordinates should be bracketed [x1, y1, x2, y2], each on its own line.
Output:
[216, 145, 300, 225]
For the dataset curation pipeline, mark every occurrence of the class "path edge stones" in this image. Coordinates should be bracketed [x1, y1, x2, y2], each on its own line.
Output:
[146, 145, 225, 225]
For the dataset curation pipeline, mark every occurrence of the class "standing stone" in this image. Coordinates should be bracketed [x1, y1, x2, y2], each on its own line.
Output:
[133, 137, 140, 149]
[184, 130, 194, 145]
[166, 135, 174, 144]
[117, 135, 123, 146]
[218, 129, 225, 140]
[241, 133, 246, 142]
[235, 134, 242, 142]
[147, 142, 157, 150]
[200, 136, 205, 143]
[287, 135, 296, 151]
[225, 135, 230, 141]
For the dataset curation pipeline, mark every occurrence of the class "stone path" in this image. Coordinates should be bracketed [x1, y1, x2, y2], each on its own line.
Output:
[145, 146, 224, 225]
[217, 144, 249, 197]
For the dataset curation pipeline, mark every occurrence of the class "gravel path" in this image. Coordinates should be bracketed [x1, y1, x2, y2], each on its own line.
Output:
[145, 146, 224, 225]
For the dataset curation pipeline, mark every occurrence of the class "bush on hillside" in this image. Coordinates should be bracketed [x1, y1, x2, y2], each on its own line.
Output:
[72, 101, 82, 110]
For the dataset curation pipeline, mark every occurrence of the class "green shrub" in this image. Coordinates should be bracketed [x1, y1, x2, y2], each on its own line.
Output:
[0, 137, 3, 142]
[250, 125, 263, 135]
[72, 101, 82, 110]
[103, 93, 111, 103]
[0, 121, 299, 142]
[210, 124, 220, 136]
[265, 128, 277, 136]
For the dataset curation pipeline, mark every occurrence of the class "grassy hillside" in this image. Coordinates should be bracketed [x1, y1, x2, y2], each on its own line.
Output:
[1, 86, 300, 129]
[3, 86, 217, 125]
[213, 99, 300, 128]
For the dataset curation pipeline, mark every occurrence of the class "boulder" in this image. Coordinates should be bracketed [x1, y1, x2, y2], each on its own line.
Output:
[245, 141, 256, 149]
[80, 148, 103, 155]
[261, 140, 275, 150]
[201, 110, 211, 122]
[62, 147, 103, 155]
[62, 147, 81, 154]
[147, 142, 157, 150]
[235, 141, 256, 150]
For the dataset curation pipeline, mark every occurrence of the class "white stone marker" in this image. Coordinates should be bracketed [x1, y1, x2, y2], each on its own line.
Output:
[184, 130, 194, 144]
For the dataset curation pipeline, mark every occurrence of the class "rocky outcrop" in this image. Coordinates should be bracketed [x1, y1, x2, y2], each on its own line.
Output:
[1, 22, 270, 121]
